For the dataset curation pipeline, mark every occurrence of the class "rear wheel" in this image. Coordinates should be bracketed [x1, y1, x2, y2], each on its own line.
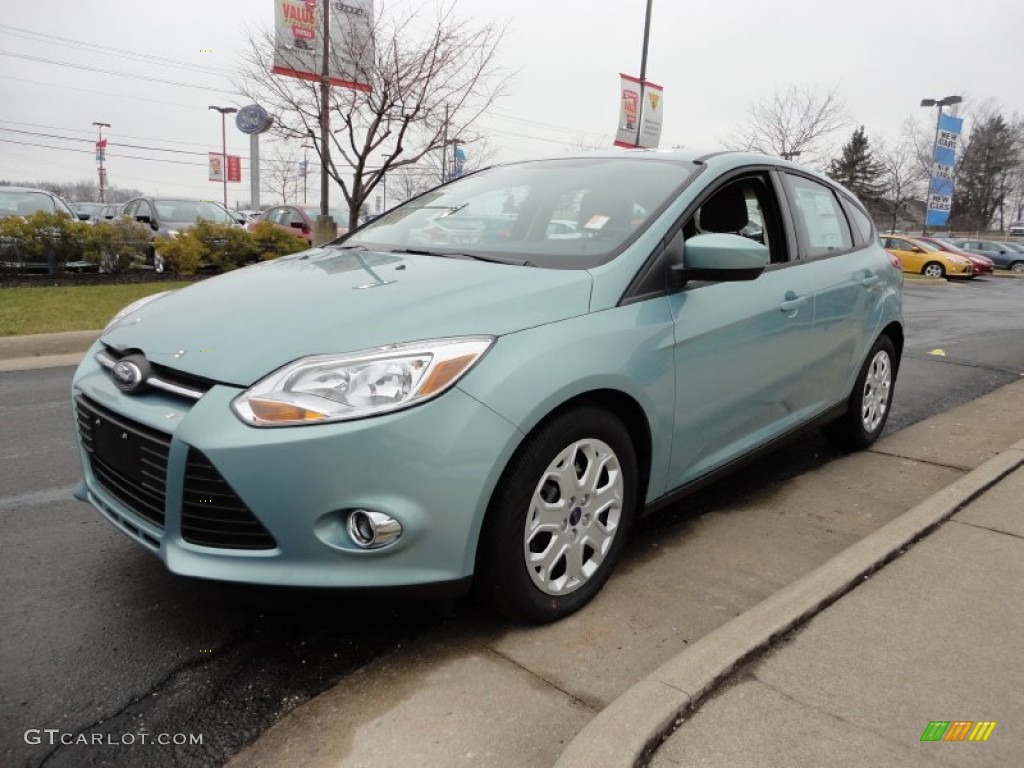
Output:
[478, 406, 638, 623]
[1010, 261, 1024, 273]
[922, 261, 945, 278]
[823, 335, 897, 451]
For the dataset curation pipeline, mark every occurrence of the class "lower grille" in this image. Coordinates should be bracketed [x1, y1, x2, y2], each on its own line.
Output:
[182, 449, 277, 550]
[76, 395, 170, 527]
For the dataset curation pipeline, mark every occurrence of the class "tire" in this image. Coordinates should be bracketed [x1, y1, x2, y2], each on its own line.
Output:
[822, 335, 897, 451]
[477, 406, 638, 623]
[1010, 261, 1024, 273]
[922, 262, 945, 278]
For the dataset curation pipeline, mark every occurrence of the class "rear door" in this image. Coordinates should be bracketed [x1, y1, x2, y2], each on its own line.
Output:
[781, 174, 886, 406]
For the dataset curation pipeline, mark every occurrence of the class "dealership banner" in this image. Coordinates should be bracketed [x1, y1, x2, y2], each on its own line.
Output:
[209, 152, 225, 182]
[638, 81, 663, 149]
[614, 74, 643, 147]
[614, 74, 664, 149]
[925, 112, 963, 227]
[272, 0, 374, 92]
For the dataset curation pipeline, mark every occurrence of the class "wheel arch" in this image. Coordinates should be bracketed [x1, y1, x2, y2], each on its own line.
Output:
[880, 320, 904, 375]
[471, 387, 653, 567]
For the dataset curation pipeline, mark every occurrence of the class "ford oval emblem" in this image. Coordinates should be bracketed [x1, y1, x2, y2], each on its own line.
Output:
[112, 360, 144, 394]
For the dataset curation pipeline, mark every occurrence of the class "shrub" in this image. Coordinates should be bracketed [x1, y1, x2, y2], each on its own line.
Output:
[0, 211, 91, 274]
[248, 220, 308, 260]
[81, 217, 154, 273]
[153, 232, 205, 275]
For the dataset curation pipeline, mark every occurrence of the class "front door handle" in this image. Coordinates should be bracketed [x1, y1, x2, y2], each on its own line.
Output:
[861, 272, 880, 288]
[779, 291, 809, 313]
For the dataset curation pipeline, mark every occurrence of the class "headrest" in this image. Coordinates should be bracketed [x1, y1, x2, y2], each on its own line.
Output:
[699, 185, 748, 233]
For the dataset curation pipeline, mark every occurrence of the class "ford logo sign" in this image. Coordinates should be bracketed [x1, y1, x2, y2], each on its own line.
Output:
[111, 356, 150, 394]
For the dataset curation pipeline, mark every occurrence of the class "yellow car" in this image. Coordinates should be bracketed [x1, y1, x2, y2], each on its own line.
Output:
[880, 234, 974, 279]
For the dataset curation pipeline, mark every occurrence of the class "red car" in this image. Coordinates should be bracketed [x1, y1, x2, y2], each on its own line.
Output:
[917, 236, 994, 276]
[248, 204, 348, 243]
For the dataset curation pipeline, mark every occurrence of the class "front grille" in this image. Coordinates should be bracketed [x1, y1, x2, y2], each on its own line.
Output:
[100, 344, 216, 400]
[182, 449, 277, 550]
[76, 395, 170, 527]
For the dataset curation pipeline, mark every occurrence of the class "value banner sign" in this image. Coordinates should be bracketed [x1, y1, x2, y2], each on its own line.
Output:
[925, 112, 963, 227]
[272, 0, 374, 92]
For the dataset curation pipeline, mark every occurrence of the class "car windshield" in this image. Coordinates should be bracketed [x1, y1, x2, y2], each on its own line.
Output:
[341, 156, 698, 269]
[154, 200, 233, 225]
[0, 190, 58, 217]
[1000, 241, 1024, 253]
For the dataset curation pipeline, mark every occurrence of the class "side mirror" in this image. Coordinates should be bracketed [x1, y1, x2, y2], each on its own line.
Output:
[76, 212, 91, 221]
[290, 220, 305, 230]
[135, 214, 151, 224]
[672, 233, 769, 282]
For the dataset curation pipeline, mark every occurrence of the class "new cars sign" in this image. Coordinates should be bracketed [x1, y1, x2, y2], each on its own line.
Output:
[272, 0, 373, 92]
[925, 112, 963, 228]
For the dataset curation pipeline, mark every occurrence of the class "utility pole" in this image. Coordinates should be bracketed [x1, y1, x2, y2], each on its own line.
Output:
[302, 143, 316, 205]
[92, 122, 110, 202]
[441, 104, 449, 184]
[311, 0, 337, 243]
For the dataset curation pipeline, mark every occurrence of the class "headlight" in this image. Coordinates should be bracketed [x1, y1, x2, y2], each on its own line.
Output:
[103, 291, 173, 333]
[232, 336, 494, 426]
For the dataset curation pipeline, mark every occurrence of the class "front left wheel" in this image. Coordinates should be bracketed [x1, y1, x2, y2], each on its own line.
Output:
[477, 406, 638, 623]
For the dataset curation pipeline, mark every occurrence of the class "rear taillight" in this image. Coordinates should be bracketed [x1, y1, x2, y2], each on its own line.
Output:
[888, 253, 902, 269]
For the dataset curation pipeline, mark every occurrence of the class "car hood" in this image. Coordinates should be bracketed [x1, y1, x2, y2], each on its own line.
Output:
[100, 247, 594, 386]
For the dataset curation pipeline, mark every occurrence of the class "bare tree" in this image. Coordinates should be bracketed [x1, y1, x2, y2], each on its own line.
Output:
[875, 123, 929, 232]
[727, 85, 850, 167]
[388, 132, 499, 205]
[237, 1, 509, 230]
[260, 143, 302, 204]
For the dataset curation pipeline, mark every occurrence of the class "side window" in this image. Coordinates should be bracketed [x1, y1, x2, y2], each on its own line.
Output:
[785, 175, 853, 258]
[123, 201, 137, 217]
[683, 173, 786, 264]
[843, 198, 874, 245]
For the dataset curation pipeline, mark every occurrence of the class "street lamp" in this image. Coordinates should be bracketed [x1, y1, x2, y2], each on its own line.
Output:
[920, 95, 962, 234]
[208, 105, 237, 210]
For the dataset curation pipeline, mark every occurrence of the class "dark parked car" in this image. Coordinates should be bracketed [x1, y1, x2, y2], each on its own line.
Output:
[122, 197, 242, 270]
[0, 186, 94, 273]
[953, 238, 1024, 272]
[249, 204, 348, 243]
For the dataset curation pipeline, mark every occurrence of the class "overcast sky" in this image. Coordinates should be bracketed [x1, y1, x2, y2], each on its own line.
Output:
[0, 0, 1020, 206]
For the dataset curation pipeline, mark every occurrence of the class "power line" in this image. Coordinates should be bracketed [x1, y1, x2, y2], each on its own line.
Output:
[0, 127, 248, 158]
[0, 23, 235, 78]
[0, 137, 250, 169]
[0, 50, 239, 95]
[0, 118, 249, 152]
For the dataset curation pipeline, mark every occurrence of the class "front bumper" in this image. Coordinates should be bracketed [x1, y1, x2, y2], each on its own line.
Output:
[71, 344, 521, 590]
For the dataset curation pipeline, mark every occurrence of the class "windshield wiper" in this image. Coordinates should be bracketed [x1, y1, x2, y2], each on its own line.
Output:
[389, 248, 532, 267]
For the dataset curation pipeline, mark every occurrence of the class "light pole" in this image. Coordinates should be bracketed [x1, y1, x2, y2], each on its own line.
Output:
[92, 122, 110, 202]
[920, 95, 962, 235]
[208, 105, 237, 210]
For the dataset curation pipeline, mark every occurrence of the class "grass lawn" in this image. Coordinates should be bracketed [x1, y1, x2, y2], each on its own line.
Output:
[0, 282, 192, 336]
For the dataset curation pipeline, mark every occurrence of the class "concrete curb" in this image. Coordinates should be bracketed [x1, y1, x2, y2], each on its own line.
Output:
[554, 439, 1024, 768]
[0, 329, 100, 362]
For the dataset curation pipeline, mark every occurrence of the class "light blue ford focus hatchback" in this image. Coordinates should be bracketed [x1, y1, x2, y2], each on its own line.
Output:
[71, 150, 902, 622]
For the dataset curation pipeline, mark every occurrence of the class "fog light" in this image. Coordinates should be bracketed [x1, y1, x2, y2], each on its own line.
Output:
[346, 509, 402, 549]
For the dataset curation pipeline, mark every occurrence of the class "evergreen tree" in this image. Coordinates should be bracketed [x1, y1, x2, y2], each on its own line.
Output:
[827, 126, 886, 203]
[950, 113, 1018, 231]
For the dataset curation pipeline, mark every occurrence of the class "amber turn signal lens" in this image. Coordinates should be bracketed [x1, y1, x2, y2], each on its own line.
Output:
[248, 399, 327, 423]
[419, 354, 478, 396]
